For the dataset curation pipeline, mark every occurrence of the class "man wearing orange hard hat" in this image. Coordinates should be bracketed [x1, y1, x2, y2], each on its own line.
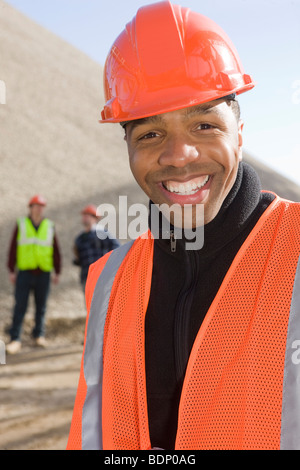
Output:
[67, 1, 300, 450]
[6, 195, 61, 354]
[73, 204, 120, 291]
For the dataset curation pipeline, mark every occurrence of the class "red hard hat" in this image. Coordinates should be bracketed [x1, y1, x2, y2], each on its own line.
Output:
[28, 195, 47, 207]
[101, 0, 255, 123]
[81, 204, 98, 217]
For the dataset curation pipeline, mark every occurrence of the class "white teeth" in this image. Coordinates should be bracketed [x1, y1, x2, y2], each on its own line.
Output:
[164, 175, 209, 195]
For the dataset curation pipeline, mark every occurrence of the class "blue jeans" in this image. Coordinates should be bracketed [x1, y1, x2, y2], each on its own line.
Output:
[10, 270, 51, 341]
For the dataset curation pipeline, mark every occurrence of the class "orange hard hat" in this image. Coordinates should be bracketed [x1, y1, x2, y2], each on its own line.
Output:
[81, 204, 98, 217]
[28, 195, 47, 207]
[100, 0, 255, 124]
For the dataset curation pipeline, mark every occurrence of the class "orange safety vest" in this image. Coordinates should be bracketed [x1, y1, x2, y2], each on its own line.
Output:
[67, 195, 300, 450]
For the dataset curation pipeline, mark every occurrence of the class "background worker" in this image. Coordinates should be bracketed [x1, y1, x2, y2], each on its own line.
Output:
[73, 204, 120, 291]
[67, 1, 300, 450]
[6, 194, 61, 354]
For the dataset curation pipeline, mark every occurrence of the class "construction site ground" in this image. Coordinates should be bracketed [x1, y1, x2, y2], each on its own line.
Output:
[0, 316, 85, 450]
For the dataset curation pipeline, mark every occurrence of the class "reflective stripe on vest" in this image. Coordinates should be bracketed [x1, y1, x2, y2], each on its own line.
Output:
[281, 254, 300, 450]
[17, 217, 54, 247]
[67, 198, 300, 450]
[82, 240, 134, 450]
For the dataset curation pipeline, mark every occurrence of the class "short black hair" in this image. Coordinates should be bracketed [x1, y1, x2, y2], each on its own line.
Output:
[227, 99, 241, 122]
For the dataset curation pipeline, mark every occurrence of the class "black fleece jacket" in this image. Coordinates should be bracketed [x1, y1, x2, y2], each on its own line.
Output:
[145, 162, 276, 449]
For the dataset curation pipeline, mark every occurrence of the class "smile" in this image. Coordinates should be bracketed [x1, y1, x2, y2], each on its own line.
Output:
[162, 175, 210, 195]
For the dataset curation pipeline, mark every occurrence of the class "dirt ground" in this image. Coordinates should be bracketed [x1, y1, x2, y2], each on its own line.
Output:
[0, 315, 86, 450]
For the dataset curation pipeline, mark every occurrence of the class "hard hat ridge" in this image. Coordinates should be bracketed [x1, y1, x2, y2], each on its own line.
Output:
[81, 205, 99, 218]
[101, 0, 255, 124]
[28, 195, 47, 207]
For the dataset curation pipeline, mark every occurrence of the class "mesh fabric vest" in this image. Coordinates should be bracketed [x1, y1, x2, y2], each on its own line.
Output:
[16, 217, 54, 272]
[67, 196, 300, 450]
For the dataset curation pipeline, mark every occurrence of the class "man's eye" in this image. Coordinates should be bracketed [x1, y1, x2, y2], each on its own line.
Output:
[197, 123, 213, 130]
[139, 131, 159, 140]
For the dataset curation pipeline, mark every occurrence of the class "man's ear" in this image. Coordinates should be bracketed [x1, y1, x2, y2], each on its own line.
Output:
[238, 119, 244, 161]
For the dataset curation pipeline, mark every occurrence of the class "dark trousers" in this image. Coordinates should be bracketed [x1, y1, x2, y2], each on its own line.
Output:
[10, 270, 51, 341]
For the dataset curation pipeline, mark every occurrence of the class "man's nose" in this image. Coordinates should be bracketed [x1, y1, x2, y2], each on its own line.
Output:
[158, 135, 199, 167]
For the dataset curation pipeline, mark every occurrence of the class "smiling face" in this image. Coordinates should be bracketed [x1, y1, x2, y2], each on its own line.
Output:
[125, 99, 243, 227]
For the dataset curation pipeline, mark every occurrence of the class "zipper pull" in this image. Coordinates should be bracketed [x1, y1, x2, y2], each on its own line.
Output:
[170, 230, 176, 252]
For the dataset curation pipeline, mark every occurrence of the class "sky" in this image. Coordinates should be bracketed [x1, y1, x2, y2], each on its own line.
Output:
[4, 0, 300, 185]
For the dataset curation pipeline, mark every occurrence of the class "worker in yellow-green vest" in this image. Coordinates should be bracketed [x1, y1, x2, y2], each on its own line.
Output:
[6, 195, 62, 354]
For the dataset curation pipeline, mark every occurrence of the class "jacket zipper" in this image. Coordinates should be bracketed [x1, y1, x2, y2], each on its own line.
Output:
[171, 235, 198, 382]
[170, 230, 177, 252]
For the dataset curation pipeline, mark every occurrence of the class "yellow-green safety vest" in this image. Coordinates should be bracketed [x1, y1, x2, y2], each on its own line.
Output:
[16, 217, 54, 272]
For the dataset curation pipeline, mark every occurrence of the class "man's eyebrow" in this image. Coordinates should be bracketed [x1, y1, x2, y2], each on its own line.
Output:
[184, 104, 223, 118]
[128, 114, 164, 130]
[127, 103, 223, 131]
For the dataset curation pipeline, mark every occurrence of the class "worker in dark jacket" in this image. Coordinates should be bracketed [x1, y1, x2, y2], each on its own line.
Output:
[73, 204, 120, 291]
[6, 194, 61, 354]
